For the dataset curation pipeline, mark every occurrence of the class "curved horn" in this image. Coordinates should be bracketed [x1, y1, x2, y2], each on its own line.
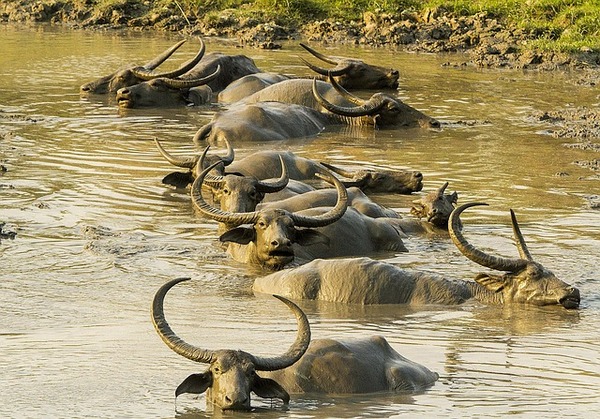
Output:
[220, 137, 235, 167]
[154, 138, 198, 169]
[143, 39, 187, 70]
[161, 65, 221, 89]
[319, 162, 357, 178]
[299, 43, 339, 65]
[437, 181, 449, 196]
[313, 78, 385, 117]
[300, 57, 350, 77]
[327, 74, 365, 106]
[152, 277, 216, 364]
[290, 168, 348, 228]
[134, 38, 206, 80]
[191, 161, 260, 225]
[510, 209, 534, 261]
[449, 203, 529, 272]
[255, 156, 289, 193]
[253, 295, 311, 371]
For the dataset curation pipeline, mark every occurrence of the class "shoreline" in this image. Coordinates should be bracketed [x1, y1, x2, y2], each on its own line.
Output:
[2, 1, 600, 72]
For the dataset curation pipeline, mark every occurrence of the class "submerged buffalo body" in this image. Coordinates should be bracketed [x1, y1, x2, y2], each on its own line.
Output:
[254, 203, 581, 308]
[156, 139, 423, 194]
[264, 335, 438, 394]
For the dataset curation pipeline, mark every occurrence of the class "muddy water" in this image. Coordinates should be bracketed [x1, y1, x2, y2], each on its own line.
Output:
[1, 25, 599, 418]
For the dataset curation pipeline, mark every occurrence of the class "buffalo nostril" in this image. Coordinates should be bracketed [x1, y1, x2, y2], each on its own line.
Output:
[414, 172, 423, 179]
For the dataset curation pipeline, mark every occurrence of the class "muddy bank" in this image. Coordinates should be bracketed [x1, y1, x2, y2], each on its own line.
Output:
[2, 1, 600, 71]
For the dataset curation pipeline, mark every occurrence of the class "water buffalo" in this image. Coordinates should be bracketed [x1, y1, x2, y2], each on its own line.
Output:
[240, 77, 439, 129]
[216, 44, 400, 103]
[299, 43, 400, 89]
[80, 38, 206, 95]
[253, 203, 581, 308]
[155, 138, 423, 194]
[410, 182, 458, 228]
[152, 277, 311, 410]
[114, 51, 262, 107]
[191, 161, 351, 270]
[312, 75, 440, 128]
[154, 278, 438, 411]
[194, 78, 438, 144]
[115, 66, 221, 108]
[193, 161, 408, 270]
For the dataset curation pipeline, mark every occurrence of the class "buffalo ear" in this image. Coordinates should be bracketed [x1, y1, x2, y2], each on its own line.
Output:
[252, 375, 290, 404]
[219, 227, 256, 244]
[449, 191, 459, 204]
[474, 273, 506, 292]
[175, 372, 212, 397]
[295, 228, 329, 246]
[410, 204, 425, 219]
[162, 171, 194, 188]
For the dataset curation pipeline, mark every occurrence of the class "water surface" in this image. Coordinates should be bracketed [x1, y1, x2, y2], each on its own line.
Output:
[1, 25, 599, 418]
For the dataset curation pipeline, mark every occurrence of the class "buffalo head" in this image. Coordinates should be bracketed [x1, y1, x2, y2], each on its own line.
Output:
[300, 43, 399, 89]
[320, 162, 423, 194]
[80, 38, 206, 95]
[410, 182, 458, 227]
[313, 75, 440, 129]
[197, 147, 290, 214]
[152, 277, 311, 410]
[191, 161, 348, 270]
[449, 203, 580, 309]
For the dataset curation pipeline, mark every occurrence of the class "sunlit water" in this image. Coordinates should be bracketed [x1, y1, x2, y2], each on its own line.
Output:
[1, 25, 599, 418]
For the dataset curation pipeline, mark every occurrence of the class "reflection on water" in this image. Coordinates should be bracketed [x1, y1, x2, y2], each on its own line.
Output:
[1, 25, 600, 418]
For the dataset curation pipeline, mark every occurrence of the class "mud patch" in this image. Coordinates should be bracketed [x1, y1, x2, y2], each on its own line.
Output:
[530, 107, 600, 139]
[584, 195, 600, 209]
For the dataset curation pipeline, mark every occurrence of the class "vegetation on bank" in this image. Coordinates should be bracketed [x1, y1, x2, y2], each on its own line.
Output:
[167, 0, 600, 52]
[2, 0, 600, 53]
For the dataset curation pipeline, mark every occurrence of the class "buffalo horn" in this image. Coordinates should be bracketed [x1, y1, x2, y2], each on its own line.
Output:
[299, 58, 350, 77]
[327, 74, 364, 106]
[510, 209, 534, 261]
[133, 38, 206, 80]
[255, 156, 289, 193]
[289, 169, 348, 228]
[449, 203, 529, 273]
[143, 39, 186, 70]
[154, 138, 198, 169]
[313, 78, 385, 117]
[191, 161, 260, 225]
[162, 65, 221, 89]
[437, 181, 449, 196]
[319, 162, 368, 187]
[253, 295, 311, 371]
[152, 277, 216, 364]
[299, 43, 338, 65]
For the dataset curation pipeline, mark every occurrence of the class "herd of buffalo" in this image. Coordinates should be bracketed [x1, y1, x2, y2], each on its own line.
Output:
[81, 37, 581, 412]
